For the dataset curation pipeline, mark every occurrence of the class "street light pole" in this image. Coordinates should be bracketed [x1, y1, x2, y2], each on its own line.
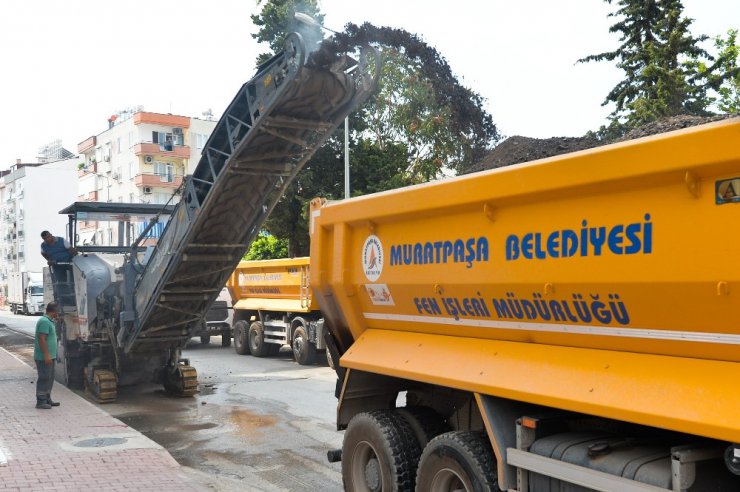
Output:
[344, 117, 349, 200]
[294, 12, 350, 199]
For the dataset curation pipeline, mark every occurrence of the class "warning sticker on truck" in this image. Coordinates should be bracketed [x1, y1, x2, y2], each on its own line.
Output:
[366, 283, 394, 306]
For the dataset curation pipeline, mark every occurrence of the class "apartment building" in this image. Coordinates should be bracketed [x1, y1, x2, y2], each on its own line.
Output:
[0, 158, 79, 299]
[76, 111, 216, 246]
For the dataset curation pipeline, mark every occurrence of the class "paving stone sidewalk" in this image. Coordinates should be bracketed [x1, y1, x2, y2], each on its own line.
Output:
[0, 347, 209, 491]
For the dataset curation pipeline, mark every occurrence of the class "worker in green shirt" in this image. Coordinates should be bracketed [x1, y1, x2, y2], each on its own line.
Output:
[34, 302, 60, 409]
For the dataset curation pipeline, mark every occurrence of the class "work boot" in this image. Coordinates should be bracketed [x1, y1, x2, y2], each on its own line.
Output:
[47, 399, 60, 407]
[36, 401, 52, 409]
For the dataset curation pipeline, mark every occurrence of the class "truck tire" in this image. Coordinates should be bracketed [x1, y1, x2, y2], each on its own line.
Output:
[292, 326, 316, 365]
[415, 431, 499, 492]
[200, 335, 211, 345]
[221, 329, 231, 347]
[342, 410, 422, 492]
[397, 406, 450, 449]
[233, 320, 250, 355]
[248, 321, 270, 357]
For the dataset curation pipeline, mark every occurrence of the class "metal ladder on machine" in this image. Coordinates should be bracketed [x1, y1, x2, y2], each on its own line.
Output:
[114, 33, 380, 393]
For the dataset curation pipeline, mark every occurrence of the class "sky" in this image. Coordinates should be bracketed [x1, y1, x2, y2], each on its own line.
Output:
[0, 0, 737, 170]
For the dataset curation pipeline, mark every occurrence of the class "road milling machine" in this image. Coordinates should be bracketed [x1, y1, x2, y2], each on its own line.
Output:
[48, 33, 379, 403]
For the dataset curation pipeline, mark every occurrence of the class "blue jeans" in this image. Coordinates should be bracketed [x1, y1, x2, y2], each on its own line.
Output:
[35, 359, 55, 404]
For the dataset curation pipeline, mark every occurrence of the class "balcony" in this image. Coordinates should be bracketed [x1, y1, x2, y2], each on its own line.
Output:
[78, 135, 97, 153]
[134, 142, 190, 159]
[79, 191, 99, 201]
[133, 112, 190, 128]
[79, 163, 98, 177]
[134, 173, 184, 189]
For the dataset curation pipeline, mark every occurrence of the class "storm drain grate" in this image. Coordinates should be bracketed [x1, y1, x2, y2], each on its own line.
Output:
[73, 437, 128, 448]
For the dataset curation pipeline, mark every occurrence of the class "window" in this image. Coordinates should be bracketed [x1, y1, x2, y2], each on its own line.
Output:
[118, 196, 123, 202]
[152, 131, 183, 150]
[128, 131, 135, 148]
[194, 133, 207, 149]
[128, 161, 134, 179]
[153, 192, 170, 204]
[117, 137, 122, 154]
[129, 193, 135, 202]
[154, 162, 173, 182]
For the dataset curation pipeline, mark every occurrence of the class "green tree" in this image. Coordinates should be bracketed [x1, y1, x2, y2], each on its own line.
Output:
[265, 133, 410, 257]
[251, 0, 323, 66]
[363, 50, 467, 182]
[693, 29, 740, 113]
[579, 0, 711, 132]
[244, 232, 289, 260]
[251, 2, 499, 254]
[331, 23, 499, 175]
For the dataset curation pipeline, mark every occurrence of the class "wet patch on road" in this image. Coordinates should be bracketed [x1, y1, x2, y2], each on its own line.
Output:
[230, 408, 278, 438]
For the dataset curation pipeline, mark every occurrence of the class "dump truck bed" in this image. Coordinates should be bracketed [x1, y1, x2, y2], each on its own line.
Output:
[310, 118, 740, 442]
[227, 257, 317, 313]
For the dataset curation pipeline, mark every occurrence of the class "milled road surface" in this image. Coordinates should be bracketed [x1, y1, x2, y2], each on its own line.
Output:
[0, 310, 343, 491]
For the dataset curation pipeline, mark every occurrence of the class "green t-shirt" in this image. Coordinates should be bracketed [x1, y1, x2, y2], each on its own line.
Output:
[34, 315, 57, 360]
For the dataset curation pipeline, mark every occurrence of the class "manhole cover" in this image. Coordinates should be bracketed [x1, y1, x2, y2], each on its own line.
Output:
[74, 437, 127, 448]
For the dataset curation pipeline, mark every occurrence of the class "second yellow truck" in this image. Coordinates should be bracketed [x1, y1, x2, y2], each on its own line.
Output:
[226, 257, 329, 366]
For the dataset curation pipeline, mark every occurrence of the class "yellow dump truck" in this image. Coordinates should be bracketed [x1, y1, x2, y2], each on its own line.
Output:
[226, 257, 329, 365]
[310, 119, 740, 491]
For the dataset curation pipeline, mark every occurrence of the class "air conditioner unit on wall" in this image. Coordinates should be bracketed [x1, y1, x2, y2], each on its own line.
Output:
[145, 155, 153, 164]
[143, 186, 152, 194]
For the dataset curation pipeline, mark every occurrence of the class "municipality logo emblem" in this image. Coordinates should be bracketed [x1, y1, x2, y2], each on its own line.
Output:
[362, 235, 383, 282]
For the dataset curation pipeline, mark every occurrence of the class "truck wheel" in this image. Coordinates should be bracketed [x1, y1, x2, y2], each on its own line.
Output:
[415, 431, 499, 492]
[292, 326, 317, 365]
[221, 329, 231, 347]
[248, 321, 270, 357]
[397, 406, 450, 449]
[200, 335, 211, 345]
[233, 320, 250, 355]
[342, 410, 422, 492]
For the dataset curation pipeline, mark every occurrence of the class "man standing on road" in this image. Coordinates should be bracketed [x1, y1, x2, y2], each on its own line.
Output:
[34, 302, 60, 409]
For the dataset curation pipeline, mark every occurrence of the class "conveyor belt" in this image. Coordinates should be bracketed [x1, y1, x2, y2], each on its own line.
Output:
[118, 34, 379, 352]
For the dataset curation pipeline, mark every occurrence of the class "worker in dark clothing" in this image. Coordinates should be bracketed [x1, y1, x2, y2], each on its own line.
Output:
[40, 230, 77, 304]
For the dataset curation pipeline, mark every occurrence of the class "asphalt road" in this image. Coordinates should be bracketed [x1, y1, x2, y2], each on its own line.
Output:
[0, 309, 344, 491]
